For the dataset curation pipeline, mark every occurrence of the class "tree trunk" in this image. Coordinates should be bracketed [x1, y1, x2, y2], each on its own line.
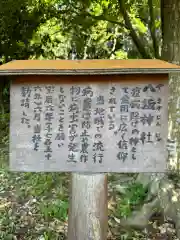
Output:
[161, 0, 180, 172]
[118, 1, 180, 237]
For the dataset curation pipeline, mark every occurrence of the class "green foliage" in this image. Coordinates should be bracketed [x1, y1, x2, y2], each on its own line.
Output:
[30, 19, 72, 59]
[42, 230, 66, 240]
[0, 113, 9, 147]
[0, 0, 162, 62]
[0, 0, 162, 113]
[0, 152, 69, 239]
[0, 0, 171, 239]
[51, 0, 161, 59]
[39, 199, 68, 221]
[0, 0, 53, 62]
[116, 183, 148, 218]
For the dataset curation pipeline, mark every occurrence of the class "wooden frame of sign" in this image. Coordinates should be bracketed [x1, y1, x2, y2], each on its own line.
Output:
[1, 59, 180, 239]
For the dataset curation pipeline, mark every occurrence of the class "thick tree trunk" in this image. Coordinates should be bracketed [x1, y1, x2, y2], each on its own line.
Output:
[118, 1, 180, 237]
[161, 0, 180, 171]
[161, 3, 180, 235]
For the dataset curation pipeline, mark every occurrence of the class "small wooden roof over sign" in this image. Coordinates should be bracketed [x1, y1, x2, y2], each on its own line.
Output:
[0, 59, 180, 75]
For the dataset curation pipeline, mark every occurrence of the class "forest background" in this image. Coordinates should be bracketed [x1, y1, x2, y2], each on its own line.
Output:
[0, 0, 180, 239]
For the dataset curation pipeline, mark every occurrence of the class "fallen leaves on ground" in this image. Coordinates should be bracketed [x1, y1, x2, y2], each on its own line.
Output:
[0, 152, 179, 239]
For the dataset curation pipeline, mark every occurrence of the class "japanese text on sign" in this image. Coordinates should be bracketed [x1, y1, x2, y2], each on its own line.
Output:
[10, 82, 168, 172]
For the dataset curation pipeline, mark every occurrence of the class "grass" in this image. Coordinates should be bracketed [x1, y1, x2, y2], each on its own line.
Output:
[0, 150, 69, 239]
[116, 182, 148, 218]
[0, 121, 158, 240]
[0, 148, 150, 239]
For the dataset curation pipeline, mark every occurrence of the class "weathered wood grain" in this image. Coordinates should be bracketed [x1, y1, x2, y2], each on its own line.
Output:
[68, 173, 108, 240]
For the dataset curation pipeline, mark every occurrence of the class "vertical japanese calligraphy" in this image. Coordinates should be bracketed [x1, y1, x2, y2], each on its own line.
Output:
[20, 86, 31, 128]
[108, 86, 116, 131]
[13, 81, 168, 172]
[80, 86, 93, 163]
[32, 85, 42, 151]
[116, 87, 129, 162]
[139, 84, 163, 145]
[93, 91, 105, 164]
[44, 85, 55, 160]
[129, 86, 141, 161]
[67, 86, 80, 163]
[55, 87, 66, 148]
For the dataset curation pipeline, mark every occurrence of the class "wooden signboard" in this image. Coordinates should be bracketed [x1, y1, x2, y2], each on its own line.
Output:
[10, 75, 168, 172]
[0, 59, 179, 173]
[1, 59, 180, 240]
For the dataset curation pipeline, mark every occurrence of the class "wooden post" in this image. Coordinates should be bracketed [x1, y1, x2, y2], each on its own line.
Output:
[68, 173, 108, 240]
[4, 59, 175, 239]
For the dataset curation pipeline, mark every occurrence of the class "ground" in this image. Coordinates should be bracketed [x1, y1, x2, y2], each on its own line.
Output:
[0, 146, 179, 240]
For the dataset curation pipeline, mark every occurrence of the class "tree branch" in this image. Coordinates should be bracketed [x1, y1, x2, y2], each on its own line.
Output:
[83, 35, 92, 59]
[65, 2, 151, 59]
[108, 27, 119, 59]
[148, 0, 160, 58]
[161, 0, 164, 45]
[83, 12, 125, 28]
[118, 0, 152, 59]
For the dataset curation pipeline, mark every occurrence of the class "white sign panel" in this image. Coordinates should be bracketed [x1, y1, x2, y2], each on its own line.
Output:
[10, 81, 168, 172]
